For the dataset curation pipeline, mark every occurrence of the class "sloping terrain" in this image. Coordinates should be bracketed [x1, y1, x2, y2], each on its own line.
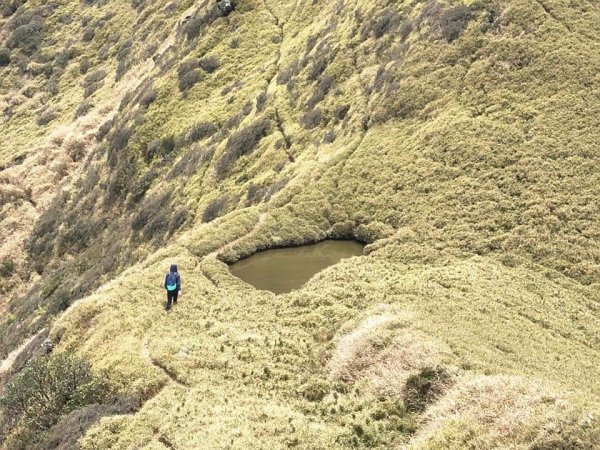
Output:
[0, 0, 599, 448]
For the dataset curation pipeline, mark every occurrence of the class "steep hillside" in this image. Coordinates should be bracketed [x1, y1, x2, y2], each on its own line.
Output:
[0, 0, 599, 448]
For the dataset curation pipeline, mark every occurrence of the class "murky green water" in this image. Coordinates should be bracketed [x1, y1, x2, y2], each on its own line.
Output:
[229, 240, 364, 294]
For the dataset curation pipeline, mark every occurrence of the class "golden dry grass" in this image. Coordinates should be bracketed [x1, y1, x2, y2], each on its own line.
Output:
[0, 0, 599, 447]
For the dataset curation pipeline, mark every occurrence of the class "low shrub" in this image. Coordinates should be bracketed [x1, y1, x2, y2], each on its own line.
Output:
[334, 104, 350, 121]
[79, 57, 91, 74]
[438, 5, 473, 42]
[96, 118, 114, 142]
[132, 189, 172, 231]
[82, 26, 95, 42]
[144, 134, 176, 161]
[215, 118, 269, 177]
[199, 55, 219, 73]
[65, 138, 86, 161]
[403, 366, 451, 412]
[246, 183, 263, 205]
[83, 69, 106, 97]
[0, 352, 110, 437]
[323, 130, 336, 143]
[182, 6, 221, 41]
[256, 91, 268, 112]
[0, 258, 15, 277]
[399, 21, 413, 41]
[178, 59, 202, 92]
[301, 108, 322, 129]
[74, 101, 92, 118]
[202, 196, 228, 223]
[2, 0, 26, 18]
[6, 12, 44, 55]
[37, 109, 57, 126]
[306, 57, 327, 81]
[108, 126, 132, 155]
[0, 48, 11, 66]
[306, 74, 333, 109]
[83, 69, 106, 86]
[372, 7, 401, 39]
[105, 157, 137, 205]
[263, 177, 289, 202]
[276, 59, 300, 85]
[167, 206, 188, 236]
[138, 87, 156, 107]
[187, 121, 217, 142]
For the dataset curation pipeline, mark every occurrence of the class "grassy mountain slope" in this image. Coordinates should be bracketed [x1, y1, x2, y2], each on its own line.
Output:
[0, 0, 599, 448]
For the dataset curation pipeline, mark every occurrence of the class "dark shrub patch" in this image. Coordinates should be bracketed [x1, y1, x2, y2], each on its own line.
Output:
[83, 81, 104, 98]
[160, 134, 176, 154]
[187, 121, 217, 142]
[138, 87, 156, 107]
[108, 126, 132, 156]
[115, 38, 132, 62]
[2, 0, 26, 18]
[246, 183, 263, 205]
[82, 26, 95, 42]
[167, 206, 188, 236]
[167, 146, 205, 180]
[75, 100, 92, 118]
[6, 12, 44, 55]
[372, 7, 400, 39]
[37, 109, 57, 126]
[83, 69, 106, 97]
[106, 157, 136, 205]
[276, 59, 300, 85]
[132, 190, 173, 235]
[115, 39, 133, 80]
[301, 108, 322, 129]
[83, 69, 106, 86]
[128, 170, 156, 205]
[178, 59, 202, 92]
[182, 5, 221, 40]
[263, 177, 289, 202]
[202, 196, 228, 223]
[0, 48, 11, 66]
[306, 57, 328, 81]
[403, 366, 451, 412]
[256, 91, 268, 112]
[306, 74, 333, 109]
[0, 258, 15, 277]
[199, 55, 219, 73]
[215, 118, 270, 177]
[400, 21, 413, 41]
[439, 5, 473, 42]
[96, 118, 114, 141]
[0, 352, 110, 438]
[79, 57, 91, 74]
[144, 134, 176, 162]
[334, 104, 350, 121]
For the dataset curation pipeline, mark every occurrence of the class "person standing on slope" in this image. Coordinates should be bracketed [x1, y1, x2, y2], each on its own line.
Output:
[164, 263, 181, 311]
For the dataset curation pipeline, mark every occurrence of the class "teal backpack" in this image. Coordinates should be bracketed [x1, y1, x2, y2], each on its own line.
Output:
[166, 272, 178, 291]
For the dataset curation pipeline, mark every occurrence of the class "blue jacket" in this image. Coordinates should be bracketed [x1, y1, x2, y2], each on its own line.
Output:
[164, 264, 181, 290]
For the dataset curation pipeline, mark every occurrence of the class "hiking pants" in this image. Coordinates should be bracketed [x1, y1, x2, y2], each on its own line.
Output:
[166, 290, 178, 309]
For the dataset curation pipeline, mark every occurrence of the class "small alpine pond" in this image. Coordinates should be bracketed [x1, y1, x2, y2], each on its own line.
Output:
[228, 240, 365, 294]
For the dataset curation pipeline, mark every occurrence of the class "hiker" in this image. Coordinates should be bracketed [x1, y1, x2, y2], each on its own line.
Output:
[164, 263, 181, 311]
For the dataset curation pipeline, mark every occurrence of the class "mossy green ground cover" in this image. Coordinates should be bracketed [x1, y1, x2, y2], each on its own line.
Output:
[1, 0, 599, 447]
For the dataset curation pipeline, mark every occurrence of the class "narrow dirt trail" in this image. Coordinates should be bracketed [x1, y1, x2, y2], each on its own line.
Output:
[140, 337, 190, 388]
[207, 212, 269, 259]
